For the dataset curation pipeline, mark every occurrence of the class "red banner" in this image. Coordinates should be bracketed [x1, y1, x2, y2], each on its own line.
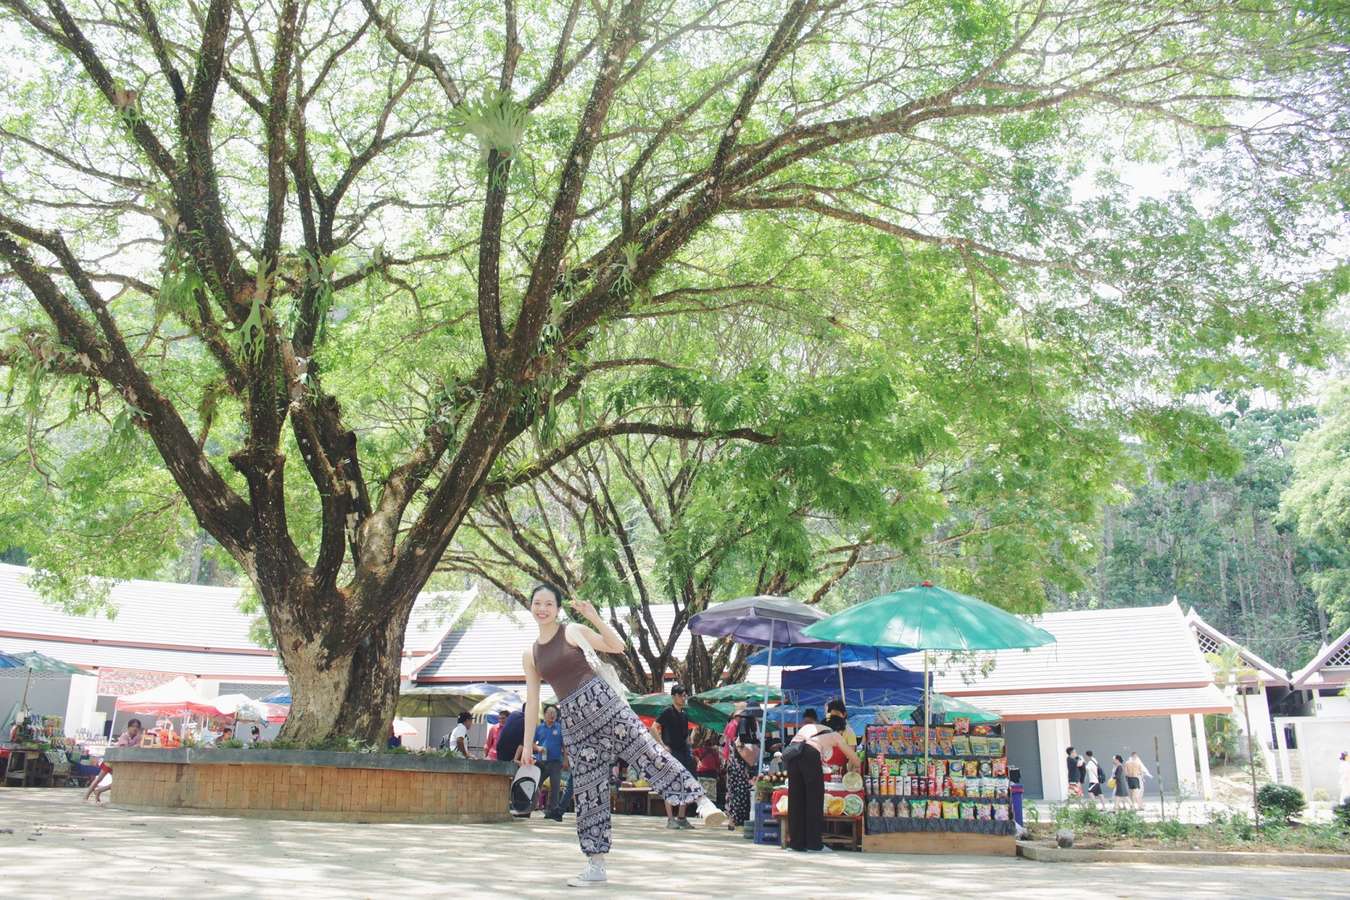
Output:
[96, 668, 197, 697]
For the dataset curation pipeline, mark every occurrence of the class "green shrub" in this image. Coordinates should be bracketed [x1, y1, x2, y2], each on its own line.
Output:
[1256, 784, 1306, 823]
[1333, 801, 1350, 832]
[1054, 804, 1107, 829]
[1210, 810, 1257, 842]
[1156, 818, 1188, 842]
[216, 738, 244, 749]
[1103, 810, 1148, 838]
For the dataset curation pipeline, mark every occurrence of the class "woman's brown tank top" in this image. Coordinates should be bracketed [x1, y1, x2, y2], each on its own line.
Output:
[533, 626, 595, 700]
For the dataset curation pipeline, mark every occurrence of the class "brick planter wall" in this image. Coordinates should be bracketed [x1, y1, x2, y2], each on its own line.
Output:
[104, 748, 516, 823]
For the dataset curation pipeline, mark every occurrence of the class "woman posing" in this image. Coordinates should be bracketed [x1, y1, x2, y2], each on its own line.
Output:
[521, 584, 726, 887]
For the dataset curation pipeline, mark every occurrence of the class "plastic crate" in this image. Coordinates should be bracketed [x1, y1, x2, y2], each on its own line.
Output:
[753, 818, 781, 845]
[752, 801, 780, 845]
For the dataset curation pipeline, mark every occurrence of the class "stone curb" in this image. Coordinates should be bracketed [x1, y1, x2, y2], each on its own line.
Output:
[1016, 840, 1350, 868]
[105, 746, 516, 776]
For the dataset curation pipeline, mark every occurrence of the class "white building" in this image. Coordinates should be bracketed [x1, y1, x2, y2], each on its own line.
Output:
[1185, 607, 1290, 779]
[1273, 626, 1350, 800]
[0, 564, 472, 742]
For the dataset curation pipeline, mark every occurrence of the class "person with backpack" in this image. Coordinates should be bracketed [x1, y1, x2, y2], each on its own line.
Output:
[521, 583, 727, 887]
[725, 702, 759, 830]
[1083, 750, 1107, 810]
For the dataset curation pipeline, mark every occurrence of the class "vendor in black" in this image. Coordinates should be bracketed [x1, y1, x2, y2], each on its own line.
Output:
[784, 721, 861, 852]
[655, 684, 696, 829]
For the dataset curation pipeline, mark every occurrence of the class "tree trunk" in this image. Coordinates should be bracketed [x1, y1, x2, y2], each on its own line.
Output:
[267, 586, 418, 744]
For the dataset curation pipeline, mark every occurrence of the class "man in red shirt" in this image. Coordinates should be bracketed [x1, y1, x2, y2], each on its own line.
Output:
[484, 707, 511, 760]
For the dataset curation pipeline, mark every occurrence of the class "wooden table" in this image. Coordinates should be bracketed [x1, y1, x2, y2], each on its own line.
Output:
[612, 786, 664, 816]
[3, 748, 55, 788]
[779, 814, 863, 851]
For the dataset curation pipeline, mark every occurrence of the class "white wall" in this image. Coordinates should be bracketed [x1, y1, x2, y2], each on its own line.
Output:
[1315, 693, 1350, 718]
[63, 674, 99, 737]
[1280, 717, 1350, 800]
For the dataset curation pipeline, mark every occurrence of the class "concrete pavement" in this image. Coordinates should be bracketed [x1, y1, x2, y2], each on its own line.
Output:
[0, 789, 1344, 898]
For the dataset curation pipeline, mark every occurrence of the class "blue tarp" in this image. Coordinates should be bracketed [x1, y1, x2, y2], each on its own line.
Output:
[780, 661, 925, 709]
[745, 645, 914, 667]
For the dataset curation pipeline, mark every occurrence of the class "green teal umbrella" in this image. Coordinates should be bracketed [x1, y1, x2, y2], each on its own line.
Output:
[14, 651, 90, 674]
[803, 582, 1055, 768]
[694, 682, 784, 703]
[628, 693, 735, 729]
[800, 583, 1054, 652]
[878, 693, 1001, 725]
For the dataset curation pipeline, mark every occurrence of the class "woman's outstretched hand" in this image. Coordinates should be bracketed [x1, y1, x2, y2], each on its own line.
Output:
[572, 599, 601, 624]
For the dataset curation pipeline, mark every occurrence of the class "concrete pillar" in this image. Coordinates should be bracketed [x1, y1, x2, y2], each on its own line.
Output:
[1246, 688, 1278, 778]
[1273, 716, 1290, 785]
[1170, 714, 1198, 796]
[1037, 718, 1072, 803]
[1192, 714, 1213, 801]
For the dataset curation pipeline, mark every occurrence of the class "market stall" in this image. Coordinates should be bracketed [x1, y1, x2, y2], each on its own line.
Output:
[802, 581, 1056, 856]
[861, 715, 1015, 855]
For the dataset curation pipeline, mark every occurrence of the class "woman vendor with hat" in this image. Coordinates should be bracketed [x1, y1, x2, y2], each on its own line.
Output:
[783, 716, 861, 852]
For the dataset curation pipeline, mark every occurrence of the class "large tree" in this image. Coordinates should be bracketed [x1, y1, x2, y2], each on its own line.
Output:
[1283, 379, 1350, 637]
[0, 0, 1344, 740]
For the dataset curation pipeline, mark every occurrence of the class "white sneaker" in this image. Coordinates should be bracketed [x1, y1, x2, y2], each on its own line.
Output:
[696, 797, 727, 828]
[567, 856, 607, 887]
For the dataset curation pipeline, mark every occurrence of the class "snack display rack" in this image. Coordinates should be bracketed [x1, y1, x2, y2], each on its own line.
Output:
[860, 718, 1016, 856]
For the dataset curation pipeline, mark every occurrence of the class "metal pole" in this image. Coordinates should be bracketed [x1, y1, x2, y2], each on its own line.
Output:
[923, 650, 930, 778]
[837, 646, 846, 705]
[1153, 735, 1165, 820]
[1241, 687, 1260, 828]
[758, 630, 774, 777]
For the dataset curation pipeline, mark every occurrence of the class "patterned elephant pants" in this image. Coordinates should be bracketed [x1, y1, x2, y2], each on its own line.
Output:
[558, 675, 705, 856]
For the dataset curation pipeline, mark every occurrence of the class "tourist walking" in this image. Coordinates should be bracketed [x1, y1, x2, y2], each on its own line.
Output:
[1110, 754, 1129, 810]
[1124, 751, 1151, 810]
[1083, 750, 1106, 810]
[521, 583, 726, 887]
[784, 719, 861, 852]
[655, 684, 696, 828]
[535, 705, 567, 821]
[1066, 746, 1085, 798]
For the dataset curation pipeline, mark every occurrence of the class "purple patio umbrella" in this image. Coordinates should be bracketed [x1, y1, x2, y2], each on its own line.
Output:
[689, 595, 829, 774]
